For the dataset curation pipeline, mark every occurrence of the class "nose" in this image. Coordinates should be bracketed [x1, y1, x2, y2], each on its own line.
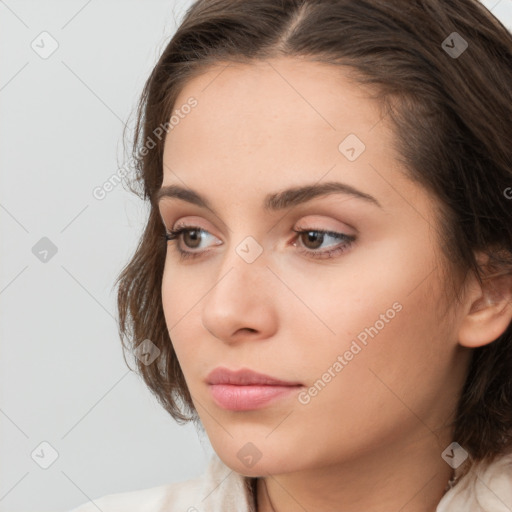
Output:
[201, 245, 278, 344]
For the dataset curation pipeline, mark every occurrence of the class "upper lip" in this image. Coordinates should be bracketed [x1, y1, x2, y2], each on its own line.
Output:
[206, 367, 302, 386]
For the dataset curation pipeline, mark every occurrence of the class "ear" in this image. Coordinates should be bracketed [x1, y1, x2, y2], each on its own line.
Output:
[458, 252, 512, 348]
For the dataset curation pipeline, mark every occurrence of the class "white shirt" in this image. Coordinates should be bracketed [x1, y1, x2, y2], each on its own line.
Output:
[68, 450, 512, 511]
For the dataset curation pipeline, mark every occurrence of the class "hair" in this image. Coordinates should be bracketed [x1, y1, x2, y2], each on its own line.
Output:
[115, 0, 512, 471]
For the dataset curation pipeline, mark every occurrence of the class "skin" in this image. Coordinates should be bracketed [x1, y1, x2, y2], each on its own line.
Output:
[157, 57, 510, 512]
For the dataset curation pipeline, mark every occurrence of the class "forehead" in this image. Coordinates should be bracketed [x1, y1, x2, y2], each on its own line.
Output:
[161, 57, 404, 211]
[164, 57, 386, 163]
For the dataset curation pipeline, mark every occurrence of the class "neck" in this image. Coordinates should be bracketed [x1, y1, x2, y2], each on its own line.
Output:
[256, 429, 455, 512]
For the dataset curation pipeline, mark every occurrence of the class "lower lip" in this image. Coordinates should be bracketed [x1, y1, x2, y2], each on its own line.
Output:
[209, 384, 301, 411]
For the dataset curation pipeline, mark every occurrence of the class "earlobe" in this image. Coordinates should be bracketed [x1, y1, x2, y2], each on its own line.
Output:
[457, 262, 512, 348]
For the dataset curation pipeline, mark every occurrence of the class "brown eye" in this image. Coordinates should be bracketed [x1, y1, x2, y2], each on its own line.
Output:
[300, 231, 325, 250]
[165, 225, 221, 261]
[182, 229, 203, 249]
[292, 228, 356, 260]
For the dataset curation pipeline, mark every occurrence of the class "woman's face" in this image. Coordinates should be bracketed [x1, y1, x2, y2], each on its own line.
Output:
[158, 58, 472, 476]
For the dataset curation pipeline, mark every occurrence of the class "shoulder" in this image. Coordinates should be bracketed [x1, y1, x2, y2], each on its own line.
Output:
[68, 481, 179, 512]
[436, 450, 512, 512]
[68, 454, 255, 512]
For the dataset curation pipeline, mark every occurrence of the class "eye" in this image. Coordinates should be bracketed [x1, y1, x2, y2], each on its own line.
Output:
[164, 225, 220, 260]
[291, 227, 356, 260]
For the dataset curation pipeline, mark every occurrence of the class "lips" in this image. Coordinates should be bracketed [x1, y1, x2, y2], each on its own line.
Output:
[206, 367, 301, 386]
[206, 367, 303, 411]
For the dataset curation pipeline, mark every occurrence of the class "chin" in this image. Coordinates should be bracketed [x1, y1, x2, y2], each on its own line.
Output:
[209, 434, 304, 478]
[220, 454, 288, 478]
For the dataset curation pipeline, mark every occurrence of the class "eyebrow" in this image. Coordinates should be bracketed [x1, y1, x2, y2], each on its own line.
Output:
[155, 181, 382, 213]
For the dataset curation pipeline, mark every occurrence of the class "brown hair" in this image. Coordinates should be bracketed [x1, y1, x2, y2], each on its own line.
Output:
[116, 0, 512, 467]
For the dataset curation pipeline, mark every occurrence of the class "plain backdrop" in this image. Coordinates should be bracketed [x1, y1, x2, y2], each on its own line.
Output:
[1, 1, 511, 511]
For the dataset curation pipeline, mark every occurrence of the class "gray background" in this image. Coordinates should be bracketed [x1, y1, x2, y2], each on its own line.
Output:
[1, 1, 511, 511]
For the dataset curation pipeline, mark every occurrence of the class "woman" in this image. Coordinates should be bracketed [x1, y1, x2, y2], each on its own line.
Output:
[70, 0, 512, 510]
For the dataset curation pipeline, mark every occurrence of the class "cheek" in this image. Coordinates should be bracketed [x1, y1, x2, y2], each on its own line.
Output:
[287, 243, 451, 411]
[160, 263, 204, 368]
[161, 258, 210, 323]
[294, 264, 452, 441]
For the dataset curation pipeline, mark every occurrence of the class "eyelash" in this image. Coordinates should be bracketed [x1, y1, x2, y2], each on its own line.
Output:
[162, 225, 356, 261]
